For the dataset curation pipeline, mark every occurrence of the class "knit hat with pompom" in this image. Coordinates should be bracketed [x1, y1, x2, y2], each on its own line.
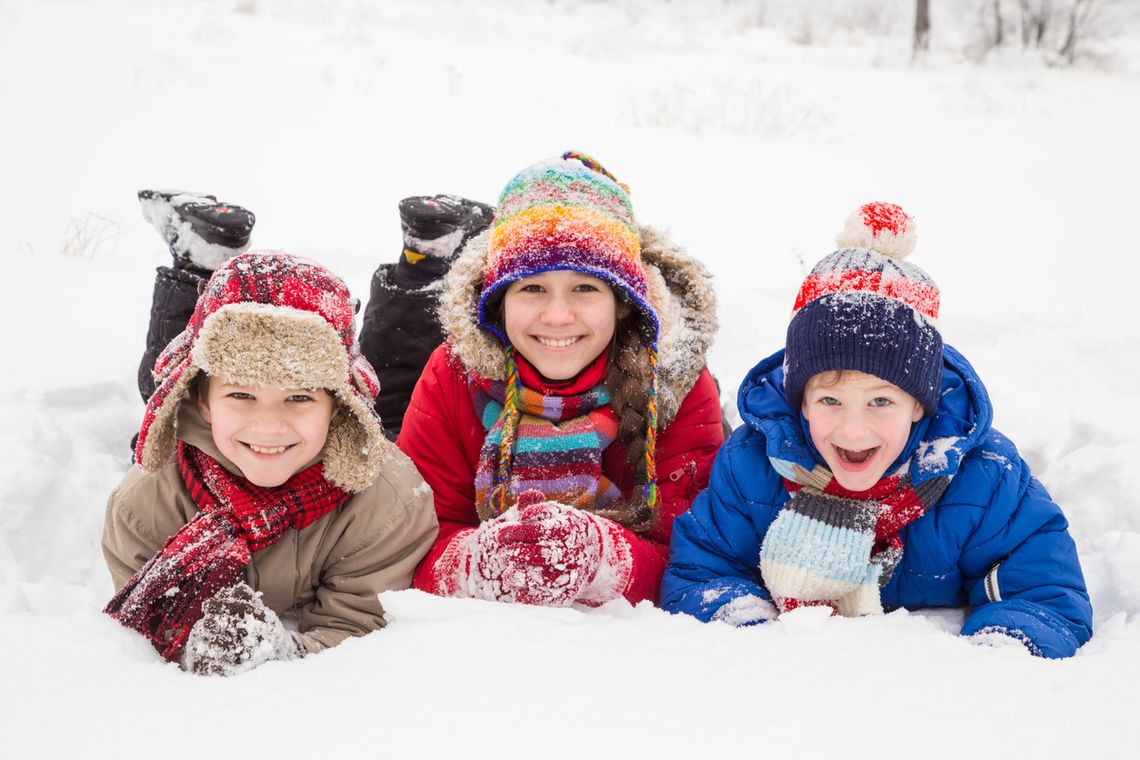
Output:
[783, 202, 943, 414]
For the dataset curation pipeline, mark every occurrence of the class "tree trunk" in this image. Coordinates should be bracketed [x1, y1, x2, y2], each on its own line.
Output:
[914, 0, 931, 56]
[993, 0, 1004, 46]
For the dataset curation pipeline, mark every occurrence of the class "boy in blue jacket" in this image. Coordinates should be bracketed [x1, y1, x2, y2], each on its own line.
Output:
[662, 202, 1092, 658]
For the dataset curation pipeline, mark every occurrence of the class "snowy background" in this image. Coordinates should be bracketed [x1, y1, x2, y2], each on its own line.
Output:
[2, 0, 1139, 756]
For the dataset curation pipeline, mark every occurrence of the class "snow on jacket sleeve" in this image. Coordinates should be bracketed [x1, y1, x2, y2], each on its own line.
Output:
[618, 368, 725, 604]
[957, 433, 1093, 659]
[299, 455, 439, 651]
[660, 426, 786, 621]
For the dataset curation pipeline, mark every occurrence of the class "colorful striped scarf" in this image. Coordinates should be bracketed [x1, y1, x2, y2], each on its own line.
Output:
[759, 457, 951, 616]
[105, 442, 350, 662]
[471, 373, 622, 522]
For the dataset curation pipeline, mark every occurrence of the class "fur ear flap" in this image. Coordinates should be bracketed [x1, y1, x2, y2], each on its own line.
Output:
[322, 392, 389, 493]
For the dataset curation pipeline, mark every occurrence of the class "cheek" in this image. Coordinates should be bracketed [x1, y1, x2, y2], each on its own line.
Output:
[501, 298, 527, 344]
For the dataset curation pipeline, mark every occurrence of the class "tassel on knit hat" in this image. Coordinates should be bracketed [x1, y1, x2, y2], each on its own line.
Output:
[783, 201, 943, 414]
[477, 151, 662, 514]
[134, 251, 389, 493]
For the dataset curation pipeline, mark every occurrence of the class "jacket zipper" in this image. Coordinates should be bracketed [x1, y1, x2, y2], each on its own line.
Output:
[984, 561, 1002, 602]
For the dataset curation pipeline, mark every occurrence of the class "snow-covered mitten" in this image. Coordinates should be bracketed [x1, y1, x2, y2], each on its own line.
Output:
[181, 582, 305, 677]
[759, 494, 882, 615]
[138, 189, 255, 273]
[464, 493, 634, 607]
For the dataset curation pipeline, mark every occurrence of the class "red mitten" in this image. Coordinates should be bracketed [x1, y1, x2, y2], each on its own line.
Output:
[465, 492, 634, 607]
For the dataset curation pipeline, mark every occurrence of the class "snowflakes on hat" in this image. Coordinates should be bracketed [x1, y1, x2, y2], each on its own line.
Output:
[191, 253, 358, 348]
[836, 201, 918, 261]
[792, 248, 940, 322]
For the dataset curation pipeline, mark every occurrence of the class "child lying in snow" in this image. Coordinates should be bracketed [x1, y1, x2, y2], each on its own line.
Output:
[103, 251, 438, 675]
[661, 202, 1092, 658]
[398, 152, 726, 607]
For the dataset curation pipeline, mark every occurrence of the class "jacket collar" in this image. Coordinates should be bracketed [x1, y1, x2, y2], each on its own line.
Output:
[738, 344, 993, 484]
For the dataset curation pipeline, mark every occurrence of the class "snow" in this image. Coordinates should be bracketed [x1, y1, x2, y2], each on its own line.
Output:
[2, 0, 1140, 757]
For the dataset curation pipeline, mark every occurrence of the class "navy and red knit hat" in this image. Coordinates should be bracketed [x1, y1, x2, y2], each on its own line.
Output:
[783, 202, 943, 413]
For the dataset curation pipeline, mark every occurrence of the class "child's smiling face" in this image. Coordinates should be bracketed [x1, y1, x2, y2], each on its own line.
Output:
[801, 370, 924, 491]
[198, 376, 335, 487]
[502, 270, 627, 381]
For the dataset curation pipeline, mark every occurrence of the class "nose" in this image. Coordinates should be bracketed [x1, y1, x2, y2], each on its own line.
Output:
[836, 407, 871, 441]
[540, 293, 575, 326]
[248, 403, 288, 436]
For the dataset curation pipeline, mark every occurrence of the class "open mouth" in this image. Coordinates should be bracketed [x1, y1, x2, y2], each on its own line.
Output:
[835, 446, 878, 467]
[534, 336, 582, 348]
[244, 443, 293, 456]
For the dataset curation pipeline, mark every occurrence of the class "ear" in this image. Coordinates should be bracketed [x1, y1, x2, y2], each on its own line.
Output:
[197, 384, 213, 424]
[911, 402, 924, 423]
[616, 300, 633, 320]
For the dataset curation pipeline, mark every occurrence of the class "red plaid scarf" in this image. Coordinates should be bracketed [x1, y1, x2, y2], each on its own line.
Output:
[105, 442, 350, 661]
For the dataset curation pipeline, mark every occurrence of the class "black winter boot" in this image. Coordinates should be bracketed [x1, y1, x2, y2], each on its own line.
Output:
[138, 189, 255, 273]
[361, 194, 494, 439]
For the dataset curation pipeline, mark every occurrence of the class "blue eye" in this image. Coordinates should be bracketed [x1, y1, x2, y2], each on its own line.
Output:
[287, 394, 315, 403]
[870, 397, 893, 407]
[820, 396, 840, 406]
[226, 391, 254, 400]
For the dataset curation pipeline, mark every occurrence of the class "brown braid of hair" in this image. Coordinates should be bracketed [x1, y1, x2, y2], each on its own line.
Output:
[596, 315, 658, 533]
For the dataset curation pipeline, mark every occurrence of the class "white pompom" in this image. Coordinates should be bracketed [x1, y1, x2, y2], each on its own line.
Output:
[835, 201, 917, 260]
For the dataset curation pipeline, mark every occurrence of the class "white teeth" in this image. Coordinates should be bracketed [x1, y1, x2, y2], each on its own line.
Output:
[248, 444, 287, 454]
[536, 336, 581, 347]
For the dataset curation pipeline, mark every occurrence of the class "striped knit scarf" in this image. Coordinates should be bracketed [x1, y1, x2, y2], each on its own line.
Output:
[759, 458, 951, 616]
[105, 442, 350, 662]
[471, 373, 622, 522]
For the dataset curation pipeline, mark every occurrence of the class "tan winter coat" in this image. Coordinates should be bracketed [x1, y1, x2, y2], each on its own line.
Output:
[103, 398, 438, 653]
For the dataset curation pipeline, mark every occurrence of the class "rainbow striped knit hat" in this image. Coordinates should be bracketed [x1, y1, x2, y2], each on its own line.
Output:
[477, 151, 658, 342]
[783, 202, 943, 414]
[478, 151, 663, 512]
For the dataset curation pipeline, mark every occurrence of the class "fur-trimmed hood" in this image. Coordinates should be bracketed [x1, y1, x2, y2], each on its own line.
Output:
[135, 252, 395, 493]
[438, 225, 718, 425]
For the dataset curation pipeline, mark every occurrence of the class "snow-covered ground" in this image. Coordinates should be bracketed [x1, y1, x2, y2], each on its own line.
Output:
[2, 0, 1139, 756]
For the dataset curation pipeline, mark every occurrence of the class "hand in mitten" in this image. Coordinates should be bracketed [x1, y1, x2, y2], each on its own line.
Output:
[759, 494, 880, 614]
[181, 582, 305, 677]
[466, 492, 634, 607]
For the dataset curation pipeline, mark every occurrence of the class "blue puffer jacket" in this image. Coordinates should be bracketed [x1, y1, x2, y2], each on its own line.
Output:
[661, 345, 1092, 658]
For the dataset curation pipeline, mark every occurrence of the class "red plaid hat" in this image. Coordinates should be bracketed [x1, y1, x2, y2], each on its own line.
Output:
[135, 252, 388, 492]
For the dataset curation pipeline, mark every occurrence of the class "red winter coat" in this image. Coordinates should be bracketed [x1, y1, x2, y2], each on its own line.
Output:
[397, 224, 725, 605]
[399, 343, 725, 604]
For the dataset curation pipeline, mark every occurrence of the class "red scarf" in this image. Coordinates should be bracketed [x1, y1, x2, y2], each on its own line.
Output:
[105, 442, 349, 661]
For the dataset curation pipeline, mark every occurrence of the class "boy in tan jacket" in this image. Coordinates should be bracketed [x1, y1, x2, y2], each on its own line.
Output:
[103, 251, 438, 676]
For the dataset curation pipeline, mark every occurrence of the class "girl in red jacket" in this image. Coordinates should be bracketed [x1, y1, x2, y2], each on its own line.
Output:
[398, 151, 725, 607]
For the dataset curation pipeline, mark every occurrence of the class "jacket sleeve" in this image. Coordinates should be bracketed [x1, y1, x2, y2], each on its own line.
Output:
[102, 465, 194, 591]
[617, 368, 726, 604]
[397, 345, 484, 592]
[660, 427, 784, 621]
[958, 441, 1093, 658]
[299, 457, 439, 651]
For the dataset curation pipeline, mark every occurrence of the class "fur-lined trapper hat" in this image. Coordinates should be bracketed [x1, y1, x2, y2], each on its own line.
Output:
[135, 252, 391, 493]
